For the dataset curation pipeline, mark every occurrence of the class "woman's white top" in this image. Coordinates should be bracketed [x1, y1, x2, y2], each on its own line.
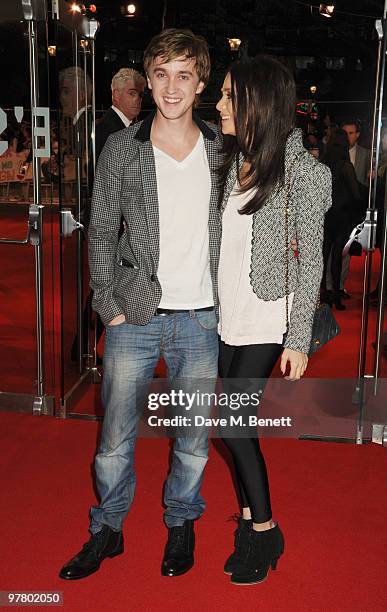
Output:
[218, 185, 294, 346]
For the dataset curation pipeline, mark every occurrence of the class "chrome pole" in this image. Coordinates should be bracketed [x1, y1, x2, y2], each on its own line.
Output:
[373, 1, 387, 393]
[73, 30, 84, 375]
[356, 17, 386, 443]
[90, 36, 98, 370]
[28, 18, 45, 414]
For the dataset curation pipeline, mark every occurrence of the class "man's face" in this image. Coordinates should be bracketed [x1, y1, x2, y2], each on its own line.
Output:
[112, 79, 144, 121]
[59, 79, 85, 118]
[342, 124, 360, 148]
[146, 55, 204, 121]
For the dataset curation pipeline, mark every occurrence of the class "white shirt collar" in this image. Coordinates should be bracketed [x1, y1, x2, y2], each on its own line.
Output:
[349, 142, 357, 166]
[111, 106, 132, 128]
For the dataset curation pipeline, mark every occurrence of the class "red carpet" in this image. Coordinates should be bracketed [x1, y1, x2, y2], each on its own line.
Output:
[0, 411, 386, 612]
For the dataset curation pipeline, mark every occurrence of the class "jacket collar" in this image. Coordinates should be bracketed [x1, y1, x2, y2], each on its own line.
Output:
[285, 128, 305, 159]
[134, 109, 217, 143]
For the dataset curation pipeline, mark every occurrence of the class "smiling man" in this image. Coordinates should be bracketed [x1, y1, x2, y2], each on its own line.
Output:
[59, 29, 223, 581]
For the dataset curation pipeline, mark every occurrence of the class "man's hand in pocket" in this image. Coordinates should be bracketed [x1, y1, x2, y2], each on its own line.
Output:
[108, 314, 125, 326]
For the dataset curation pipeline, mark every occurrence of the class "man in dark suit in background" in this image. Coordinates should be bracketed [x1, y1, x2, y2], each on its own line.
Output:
[327, 119, 372, 298]
[342, 119, 371, 188]
[95, 68, 146, 160]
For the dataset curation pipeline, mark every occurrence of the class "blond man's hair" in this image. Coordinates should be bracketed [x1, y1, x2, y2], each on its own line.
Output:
[111, 68, 146, 92]
[143, 28, 211, 87]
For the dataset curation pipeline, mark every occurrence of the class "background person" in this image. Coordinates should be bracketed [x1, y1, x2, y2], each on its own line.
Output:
[320, 129, 362, 310]
[95, 67, 146, 160]
[326, 118, 371, 298]
[341, 119, 371, 188]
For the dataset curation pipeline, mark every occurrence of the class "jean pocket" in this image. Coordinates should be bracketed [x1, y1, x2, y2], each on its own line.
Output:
[107, 319, 126, 329]
[194, 309, 217, 331]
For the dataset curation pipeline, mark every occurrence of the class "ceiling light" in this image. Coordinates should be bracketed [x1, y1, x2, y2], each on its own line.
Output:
[319, 4, 335, 18]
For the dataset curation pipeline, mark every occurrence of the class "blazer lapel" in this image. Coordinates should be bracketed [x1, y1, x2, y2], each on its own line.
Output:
[137, 140, 160, 270]
[203, 137, 220, 221]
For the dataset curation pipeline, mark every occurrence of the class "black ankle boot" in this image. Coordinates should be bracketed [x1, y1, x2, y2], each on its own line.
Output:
[161, 520, 195, 577]
[224, 516, 252, 575]
[59, 525, 124, 580]
[231, 523, 284, 586]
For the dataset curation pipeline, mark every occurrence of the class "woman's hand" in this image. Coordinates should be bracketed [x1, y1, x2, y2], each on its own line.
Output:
[280, 348, 308, 381]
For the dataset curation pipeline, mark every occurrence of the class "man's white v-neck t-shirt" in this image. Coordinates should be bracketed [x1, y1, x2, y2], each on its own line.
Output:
[153, 132, 213, 309]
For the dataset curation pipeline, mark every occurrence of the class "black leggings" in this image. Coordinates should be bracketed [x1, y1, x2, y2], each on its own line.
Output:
[218, 340, 283, 523]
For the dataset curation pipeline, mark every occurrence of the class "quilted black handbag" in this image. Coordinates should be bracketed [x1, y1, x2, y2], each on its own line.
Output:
[308, 302, 341, 355]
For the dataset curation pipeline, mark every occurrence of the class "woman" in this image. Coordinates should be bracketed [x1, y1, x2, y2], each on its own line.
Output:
[215, 56, 332, 586]
[320, 129, 362, 309]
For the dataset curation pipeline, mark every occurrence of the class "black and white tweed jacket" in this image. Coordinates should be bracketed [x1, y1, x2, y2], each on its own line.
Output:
[88, 111, 223, 326]
[220, 129, 332, 354]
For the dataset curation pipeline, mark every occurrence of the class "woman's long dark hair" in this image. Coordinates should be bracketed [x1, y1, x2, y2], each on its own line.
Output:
[219, 55, 296, 215]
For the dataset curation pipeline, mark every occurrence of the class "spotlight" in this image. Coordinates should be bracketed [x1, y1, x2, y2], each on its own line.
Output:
[70, 2, 82, 13]
[89, 3, 97, 13]
[319, 4, 335, 18]
[48, 45, 57, 56]
[227, 38, 242, 51]
[127, 3, 136, 15]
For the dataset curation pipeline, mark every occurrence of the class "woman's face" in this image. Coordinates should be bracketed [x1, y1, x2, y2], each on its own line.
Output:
[216, 73, 236, 136]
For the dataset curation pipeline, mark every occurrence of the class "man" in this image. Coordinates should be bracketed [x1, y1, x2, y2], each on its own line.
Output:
[327, 119, 371, 298]
[59, 29, 222, 581]
[95, 67, 146, 160]
[342, 119, 371, 188]
[58, 66, 92, 164]
[59, 66, 92, 122]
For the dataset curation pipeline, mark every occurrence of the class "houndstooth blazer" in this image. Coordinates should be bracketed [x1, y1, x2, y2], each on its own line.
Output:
[88, 110, 223, 326]
[220, 129, 332, 354]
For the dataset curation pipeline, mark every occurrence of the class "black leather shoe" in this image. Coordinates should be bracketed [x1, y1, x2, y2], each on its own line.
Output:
[59, 525, 124, 580]
[161, 520, 195, 577]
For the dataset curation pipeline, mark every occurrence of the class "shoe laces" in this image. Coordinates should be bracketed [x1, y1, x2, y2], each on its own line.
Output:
[228, 514, 251, 560]
[167, 526, 186, 552]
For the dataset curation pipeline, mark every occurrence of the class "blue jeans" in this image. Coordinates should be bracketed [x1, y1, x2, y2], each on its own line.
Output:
[89, 309, 218, 532]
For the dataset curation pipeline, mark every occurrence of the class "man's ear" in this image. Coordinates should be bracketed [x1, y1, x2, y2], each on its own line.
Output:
[146, 74, 152, 90]
[196, 81, 205, 95]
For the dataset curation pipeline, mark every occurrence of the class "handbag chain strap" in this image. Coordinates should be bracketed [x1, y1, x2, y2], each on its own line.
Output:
[284, 152, 320, 333]
[284, 154, 303, 332]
